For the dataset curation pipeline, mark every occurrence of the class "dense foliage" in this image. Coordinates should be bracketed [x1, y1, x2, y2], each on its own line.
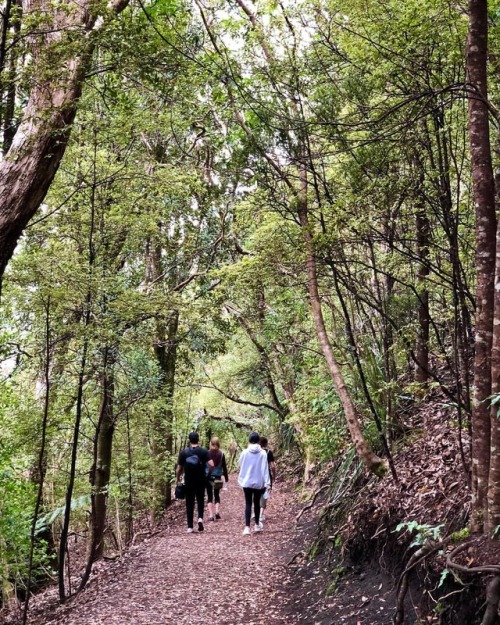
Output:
[0, 0, 498, 614]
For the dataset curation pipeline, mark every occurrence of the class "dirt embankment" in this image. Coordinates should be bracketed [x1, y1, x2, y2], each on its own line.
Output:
[294, 392, 500, 625]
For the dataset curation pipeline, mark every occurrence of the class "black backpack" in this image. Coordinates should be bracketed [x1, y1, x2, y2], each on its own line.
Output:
[184, 449, 204, 479]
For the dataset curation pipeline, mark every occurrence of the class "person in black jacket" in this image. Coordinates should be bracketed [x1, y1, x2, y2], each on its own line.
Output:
[176, 432, 213, 533]
[206, 436, 229, 521]
[259, 436, 276, 522]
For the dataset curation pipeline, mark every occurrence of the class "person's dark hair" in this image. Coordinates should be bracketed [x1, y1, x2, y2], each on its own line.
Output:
[189, 432, 200, 444]
[248, 432, 260, 444]
[259, 436, 268, 448]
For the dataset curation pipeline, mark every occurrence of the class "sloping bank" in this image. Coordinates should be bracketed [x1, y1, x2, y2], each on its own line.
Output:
[292, 393, 495, 625]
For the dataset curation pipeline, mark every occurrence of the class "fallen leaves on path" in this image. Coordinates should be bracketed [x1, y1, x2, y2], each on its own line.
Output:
[23, 485, 301, 625]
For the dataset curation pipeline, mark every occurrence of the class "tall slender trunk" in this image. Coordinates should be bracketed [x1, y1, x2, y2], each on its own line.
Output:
[153, 312, 179, 508]
[487, 221, 500, 532]
[297, 164, 386, 477]
[467, 0, 497, 532]
[78, 346, 116, 591]
[58, 150, 97, 601]
[58, 333, 89, 602]
[415, 196, 430, 385]
[22, 296, 52, 625]
[125, 409, 134, 543]
[146, 238, 179, 511]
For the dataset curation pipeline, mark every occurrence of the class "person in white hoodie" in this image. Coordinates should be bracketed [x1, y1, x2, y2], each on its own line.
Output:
[238, 432, 270, 535]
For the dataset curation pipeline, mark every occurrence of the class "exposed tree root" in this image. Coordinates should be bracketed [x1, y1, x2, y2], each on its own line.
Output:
[446, 542, 500, 576]
[446, 541, 500, 625]
[394, 540, 445, 625]
[481, 576, 500, 625]
[296, 484, 329, 521]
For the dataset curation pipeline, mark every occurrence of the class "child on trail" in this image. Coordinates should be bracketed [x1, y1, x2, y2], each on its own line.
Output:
[258, 436, 276, 522]
[176, 432, 213, 533]
[238, 432, 270, 535]
[206, 436, 229, 521]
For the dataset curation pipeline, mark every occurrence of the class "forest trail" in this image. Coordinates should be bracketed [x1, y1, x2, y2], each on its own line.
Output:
[29, 485, 312, 625]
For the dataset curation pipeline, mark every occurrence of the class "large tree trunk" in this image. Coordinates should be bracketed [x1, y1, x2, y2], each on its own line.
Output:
[467, 0, 497, 532]
[297, 165, 386, 478]
[0, 0, 129, 286]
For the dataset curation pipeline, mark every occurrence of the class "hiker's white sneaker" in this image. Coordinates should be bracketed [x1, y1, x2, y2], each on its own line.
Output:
[187, 528, 193, 533]
[254, 523, 263, 533]
[243, 526, 251, 535]
[260, 513, 265, 521]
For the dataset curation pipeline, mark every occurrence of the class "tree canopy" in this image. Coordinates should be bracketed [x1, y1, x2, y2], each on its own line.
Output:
[1, 0, 500, 620]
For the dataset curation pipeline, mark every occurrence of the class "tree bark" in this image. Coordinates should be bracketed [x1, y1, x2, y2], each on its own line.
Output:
[415, 199, 430, 385]
[467, 0, 497, 532]
[153, 311, 179, 509]
[58, 333, 89, 603]
[78, 345, 116, 591]
[297, 165, 386, 477]
[146, 238, 179, 511]
[22, 295, 52, 624]
[487, 218, 500, 532]
[0, 0, 129, 286]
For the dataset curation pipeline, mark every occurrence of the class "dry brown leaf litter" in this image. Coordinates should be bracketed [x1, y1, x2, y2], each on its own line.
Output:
[19, 485, 309, 625]
[3, 392, 479, 625]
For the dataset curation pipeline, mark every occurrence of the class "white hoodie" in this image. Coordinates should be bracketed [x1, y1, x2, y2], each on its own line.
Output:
[238, 443, 270, 489]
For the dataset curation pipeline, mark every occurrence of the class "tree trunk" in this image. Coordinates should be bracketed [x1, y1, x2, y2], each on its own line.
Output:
[467, 0, 497, 532]
[78, 346, 116, 591]
[153, 312, 179, 509]
[58, 334, 89, 603]
[484, 213, 500, 534]
[22, 295, 52, 625]
[487, 219, 500, 532]
[297, 165, 386, 477]
[146, 238, 179, 511]
[415, 201, 430, 385]
[0, 0, 129, 286]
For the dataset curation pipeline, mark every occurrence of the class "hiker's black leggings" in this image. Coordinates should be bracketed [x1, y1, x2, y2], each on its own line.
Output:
[185, 484, 205, 528]
[243, 487, 266, 526]
[206, 479, 221, 504]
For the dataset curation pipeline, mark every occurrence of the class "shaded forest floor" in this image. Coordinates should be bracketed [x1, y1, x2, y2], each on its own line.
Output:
[4, 479, 399, 625]
[4, 392, 483, 625]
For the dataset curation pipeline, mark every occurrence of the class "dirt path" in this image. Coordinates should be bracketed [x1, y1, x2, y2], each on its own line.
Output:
[26, 485, 305, 625]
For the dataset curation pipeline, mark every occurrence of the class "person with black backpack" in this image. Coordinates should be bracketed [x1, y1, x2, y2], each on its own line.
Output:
[176, 432, 213, 533]
[206, 436, 229, 521]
